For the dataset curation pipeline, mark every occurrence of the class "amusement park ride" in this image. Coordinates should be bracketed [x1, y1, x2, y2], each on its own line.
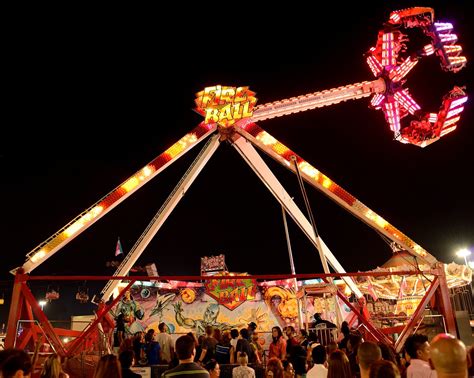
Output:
[6, 7, 470, 357]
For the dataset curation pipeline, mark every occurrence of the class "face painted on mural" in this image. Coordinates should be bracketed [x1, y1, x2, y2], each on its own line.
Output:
[204, 303, 220, 322]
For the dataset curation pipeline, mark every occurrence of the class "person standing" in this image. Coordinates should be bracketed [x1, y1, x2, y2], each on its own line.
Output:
[161, 335, 209, 378]
[232, 352, 255, 378]
[118, 350, 141, 378]
[235, 329, 255, 363]
[1, 349, 33, 378]
[247, 322, 257, 341]
[357, 342, 382, 378]
[306, 345, 327, 378]
[156, 322, 174, 364]
[204, 359, 220, 378]
[40, 354, 70, 378]
[115, 313, 126, 350]
[404, 334, 437, 378]
[93, 354, 122, 378]
[430, 334, 467, 378]
[198, 326, 218, 365]
[268, 327, 287, 361]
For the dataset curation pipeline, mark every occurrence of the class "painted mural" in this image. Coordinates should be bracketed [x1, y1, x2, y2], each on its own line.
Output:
[110, 277, 302, 341]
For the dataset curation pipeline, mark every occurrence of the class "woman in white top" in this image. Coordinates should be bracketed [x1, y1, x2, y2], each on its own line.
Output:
[232, 352, 256, 378]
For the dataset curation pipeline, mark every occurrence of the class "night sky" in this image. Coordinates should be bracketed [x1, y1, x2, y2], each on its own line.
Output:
[1, 1, 473, 322]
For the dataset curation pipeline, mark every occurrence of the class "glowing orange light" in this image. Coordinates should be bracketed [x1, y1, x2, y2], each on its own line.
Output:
[365, 210, 388, 228]
[413, 244, 428, 257]
[31, 249, 47, 263]
[322, 176, 332, 188]
[272, 142, 290, 156]
[256, 131, 277, 146]
[165, 133, 198, 158]
[64, 206, 103, 237]
[298, 162, 319, 179]
[122, 177, 140, 192]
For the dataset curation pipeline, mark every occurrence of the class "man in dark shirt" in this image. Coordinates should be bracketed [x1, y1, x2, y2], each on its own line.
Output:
[236, 329, 255, 363]
[197, 326, 218, 364]
[162, 335, 210, 378]
[247, 322, 257, 341]
[119, 350, 141, 378]
[313, 313, 336, 329]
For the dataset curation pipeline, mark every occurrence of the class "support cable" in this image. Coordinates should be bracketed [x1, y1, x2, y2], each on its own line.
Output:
[291, 156, 342, 325]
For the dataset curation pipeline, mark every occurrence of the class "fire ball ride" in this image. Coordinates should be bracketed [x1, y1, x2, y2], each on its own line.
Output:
[6, 7, 470, 360]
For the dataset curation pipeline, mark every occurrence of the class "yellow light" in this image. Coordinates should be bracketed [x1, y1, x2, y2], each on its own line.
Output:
[112, 288, 119, 299]
[31, 249, 47, 263]
[413, 244, 427, 257]
[64, 221, 83, 237]
[256, 131, 277, 146]
[298, 162, 319, 179]
[122, 177, 139, 192]
[141, 166, 154, 178]
[166, 134, 198, 158]
[272, 143, 290, 156]
[365, 210, 388, 228]
[63, 206, 104, 237]
[456, 248, 471, 258]
[322, 176, 332, 188]
[344, 285, 352, 297]
[84, 206, 103, 220]
[122, 166, 155, 193]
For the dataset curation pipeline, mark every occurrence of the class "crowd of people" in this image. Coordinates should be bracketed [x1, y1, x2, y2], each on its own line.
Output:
[1, 316, 473, 377]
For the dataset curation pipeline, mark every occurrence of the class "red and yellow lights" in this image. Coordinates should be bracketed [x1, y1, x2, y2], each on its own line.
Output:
[23, 6, 468, 275]
[64, 206, 104, 237]
[195, 86, 257, 127]
[121, 166, 156, 193]
[23, 123, 216, 272]
[165, 134, 198, 159]
[239, 123, 356, 207]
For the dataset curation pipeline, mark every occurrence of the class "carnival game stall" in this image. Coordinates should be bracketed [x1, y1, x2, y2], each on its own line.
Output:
[355, 251, 472, 334]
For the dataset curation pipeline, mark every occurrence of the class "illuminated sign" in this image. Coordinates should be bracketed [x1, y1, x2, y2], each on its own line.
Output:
[201, 254, 226, 274]
[205, 277, 257, 310]
[195, 85, 257, 127]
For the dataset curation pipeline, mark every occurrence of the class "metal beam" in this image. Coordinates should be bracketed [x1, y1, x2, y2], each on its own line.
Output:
[68, 281, 135, 357]
[436, 262, 457, 335]
[334, 286, 393, 346]
[101, 134, 221, 301]
[19, 123, 217, 274]
[5, 271, 27, 348]
[20, 282, 67, 356]
[394, 276, 440, 352]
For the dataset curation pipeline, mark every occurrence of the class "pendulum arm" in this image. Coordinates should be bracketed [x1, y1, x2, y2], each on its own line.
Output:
[16, 123, 217, 274]
[251, 79, 385, 122]
[100, 134, 221, 301]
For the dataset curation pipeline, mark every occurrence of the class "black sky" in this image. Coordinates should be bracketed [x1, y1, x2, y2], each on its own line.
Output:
[1, 2, 473, 321]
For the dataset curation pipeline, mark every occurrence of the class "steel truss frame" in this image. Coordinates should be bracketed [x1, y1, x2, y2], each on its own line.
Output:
[6, 269, 455, 356]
